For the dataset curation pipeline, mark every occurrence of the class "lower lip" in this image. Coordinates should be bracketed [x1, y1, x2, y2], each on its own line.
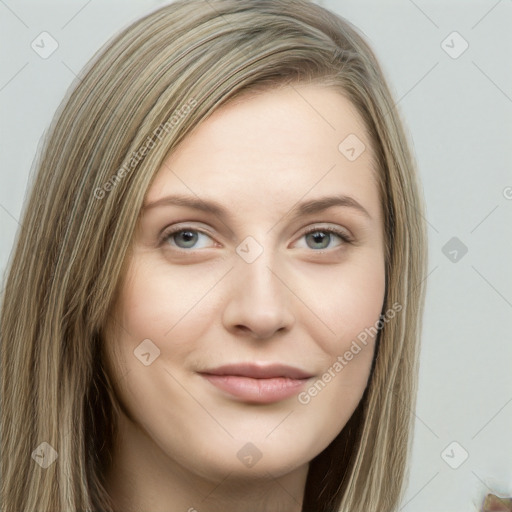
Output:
[200, 374, 310, 404]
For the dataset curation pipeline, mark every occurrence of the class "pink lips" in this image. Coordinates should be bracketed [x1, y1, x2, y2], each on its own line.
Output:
[199, 363, 314, 404]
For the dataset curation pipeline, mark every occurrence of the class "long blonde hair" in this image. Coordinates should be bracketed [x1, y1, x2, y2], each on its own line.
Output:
[0, 1, 427, 510]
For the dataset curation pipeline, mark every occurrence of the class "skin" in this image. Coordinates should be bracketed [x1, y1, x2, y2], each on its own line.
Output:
[103, 83, 386, 512]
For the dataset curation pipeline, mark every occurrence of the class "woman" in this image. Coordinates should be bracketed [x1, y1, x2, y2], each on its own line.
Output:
[0, 1, 427, 511]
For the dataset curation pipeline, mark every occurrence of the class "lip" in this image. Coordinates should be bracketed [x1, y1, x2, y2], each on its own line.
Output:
[198, 363, 315, 404]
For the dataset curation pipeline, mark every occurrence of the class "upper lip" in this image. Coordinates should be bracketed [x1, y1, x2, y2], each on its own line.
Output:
[199, 363, 314, 380]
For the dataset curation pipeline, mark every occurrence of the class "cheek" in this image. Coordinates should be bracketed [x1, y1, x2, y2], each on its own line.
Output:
[337, 266, 385, 348]
[102, 258, 219, 434]
[306, 251, 386, 353]
[114, 257, 220, 346]
[297, 251, 385, 412]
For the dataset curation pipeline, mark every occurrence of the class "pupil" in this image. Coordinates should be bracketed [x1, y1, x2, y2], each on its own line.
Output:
[178, 230, 197, 247]
[310, 231, 328, 248]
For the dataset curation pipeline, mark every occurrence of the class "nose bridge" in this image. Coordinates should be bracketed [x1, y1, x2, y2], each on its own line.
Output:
[222, 236, 295, 337]
[236, 238, 284, 304]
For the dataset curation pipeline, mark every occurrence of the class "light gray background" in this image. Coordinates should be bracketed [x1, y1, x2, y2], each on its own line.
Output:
[1, 1, 511, 510]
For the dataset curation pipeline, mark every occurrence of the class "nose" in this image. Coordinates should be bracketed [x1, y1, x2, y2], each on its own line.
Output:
[221, 250, 295, 340]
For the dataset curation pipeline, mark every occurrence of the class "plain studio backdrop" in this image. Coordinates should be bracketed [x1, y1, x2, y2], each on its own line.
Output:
[0, 1, 511, 510]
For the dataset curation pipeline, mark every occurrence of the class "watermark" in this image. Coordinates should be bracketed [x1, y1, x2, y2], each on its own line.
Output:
[440, 441, 469, 469]
[31, 441, 58, 468]
[236, 235, 264, 263]
[338, 133, 366, 161]
[93, 98, 198, 199]
[298, 301, 402, 405]
[236, 442, 263, 468]
[440, 31, 469, 59]
[133, 338, 160, 366]
[442, 236, 468, 263]
[31, 31, 59, 59]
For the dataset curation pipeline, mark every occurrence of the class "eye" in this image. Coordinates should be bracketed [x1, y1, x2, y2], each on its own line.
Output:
[294, 225, 353, 251]
[159, 224, 353, 253]
[160, 226, 216, 251]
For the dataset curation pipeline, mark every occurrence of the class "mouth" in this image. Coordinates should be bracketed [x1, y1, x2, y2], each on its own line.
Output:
[198, 363, 315, 404]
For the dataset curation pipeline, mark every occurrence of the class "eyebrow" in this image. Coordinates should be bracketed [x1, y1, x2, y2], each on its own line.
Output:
[142, 193, 372, 220]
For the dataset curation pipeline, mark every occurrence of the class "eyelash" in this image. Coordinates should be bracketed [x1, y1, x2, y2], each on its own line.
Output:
[158, 224, 354, 253]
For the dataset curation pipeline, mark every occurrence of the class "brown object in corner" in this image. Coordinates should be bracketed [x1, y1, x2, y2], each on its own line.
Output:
[482, 493, 512, 512]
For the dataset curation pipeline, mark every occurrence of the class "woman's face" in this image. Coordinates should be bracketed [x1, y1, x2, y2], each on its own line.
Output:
[105, 84, 385, 484]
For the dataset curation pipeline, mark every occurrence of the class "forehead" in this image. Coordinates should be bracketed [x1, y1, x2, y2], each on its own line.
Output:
[145, 84, 380, 221]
